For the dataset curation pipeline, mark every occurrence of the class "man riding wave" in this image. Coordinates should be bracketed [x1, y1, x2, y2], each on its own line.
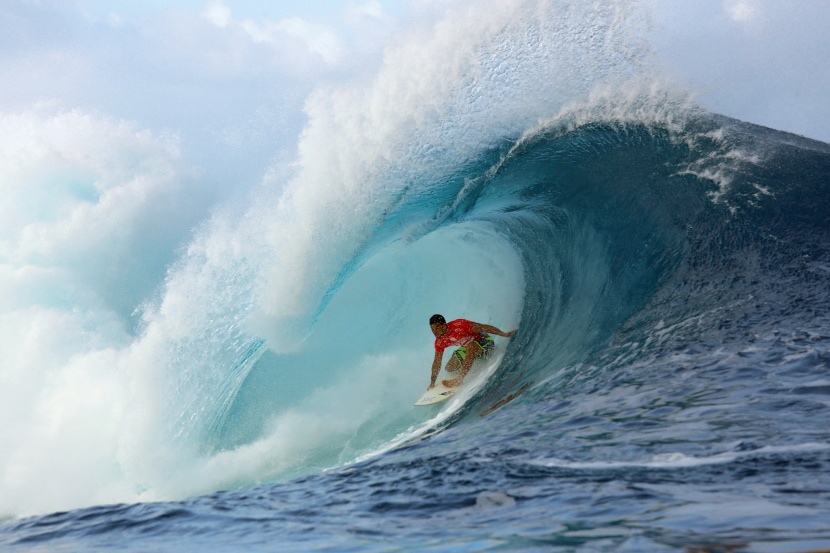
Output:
[427, 314, 517, 389]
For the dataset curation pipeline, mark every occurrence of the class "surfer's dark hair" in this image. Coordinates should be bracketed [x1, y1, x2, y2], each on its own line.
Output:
[429, 314, 446, 325]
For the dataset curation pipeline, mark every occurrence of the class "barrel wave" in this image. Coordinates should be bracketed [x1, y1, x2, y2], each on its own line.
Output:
[2, 1, 830, 551]
[5, 103, 830, 550]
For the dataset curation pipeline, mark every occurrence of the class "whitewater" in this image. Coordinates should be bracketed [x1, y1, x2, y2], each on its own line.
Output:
[2, 1, 830, 551]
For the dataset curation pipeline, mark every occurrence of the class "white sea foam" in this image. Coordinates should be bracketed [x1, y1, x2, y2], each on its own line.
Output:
[0, 0, 669, 518]
[533, 443, 830, 471]
[253, 0, 650, 348]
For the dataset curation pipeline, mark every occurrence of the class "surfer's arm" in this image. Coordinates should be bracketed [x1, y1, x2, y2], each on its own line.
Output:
[428, 350, 443, 389]
[471, 322, 518, 337]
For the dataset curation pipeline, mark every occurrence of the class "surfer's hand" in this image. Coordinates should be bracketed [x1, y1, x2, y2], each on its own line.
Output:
[505, 329, 518, 337]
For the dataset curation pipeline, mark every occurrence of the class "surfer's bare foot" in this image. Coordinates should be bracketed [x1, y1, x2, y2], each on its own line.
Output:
[442, 377, 462, 388]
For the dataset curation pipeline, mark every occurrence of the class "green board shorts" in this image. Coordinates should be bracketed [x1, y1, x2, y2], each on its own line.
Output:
[453, 334, 495, 365]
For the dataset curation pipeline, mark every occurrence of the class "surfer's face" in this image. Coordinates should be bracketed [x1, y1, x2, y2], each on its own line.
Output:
[430, 323, 447, 337]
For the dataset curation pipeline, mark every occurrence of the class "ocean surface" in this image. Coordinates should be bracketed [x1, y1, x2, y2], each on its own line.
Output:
[2, 2, 830, 552]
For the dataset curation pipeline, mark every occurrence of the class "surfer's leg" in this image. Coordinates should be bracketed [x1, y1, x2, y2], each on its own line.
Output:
[461, 341, 483, 375]
[443, 341, 483, 387]
[446, 348, 464, 372]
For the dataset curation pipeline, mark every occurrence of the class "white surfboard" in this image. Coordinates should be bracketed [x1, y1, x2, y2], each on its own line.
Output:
[414, 344, 508, 407]
[414, 381, 458, 406]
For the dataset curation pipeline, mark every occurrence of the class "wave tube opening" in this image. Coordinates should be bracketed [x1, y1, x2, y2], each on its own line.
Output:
[199, 221, 525, 484]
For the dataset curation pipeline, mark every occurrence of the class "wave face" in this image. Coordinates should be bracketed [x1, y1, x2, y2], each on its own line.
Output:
[2, 1, 830, 550]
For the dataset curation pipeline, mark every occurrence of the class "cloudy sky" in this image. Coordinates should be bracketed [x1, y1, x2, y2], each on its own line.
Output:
[1, 0, 828, 189]
[651, 0, 830, 143]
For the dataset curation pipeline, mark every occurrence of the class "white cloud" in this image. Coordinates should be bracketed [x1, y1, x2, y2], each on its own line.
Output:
[105, 12, 124, 27]
[346, 0, 389, 23]
[724, 0, 764, 32]
[202, 0, 344, 66]
[202, 0, 231, 28]
[725, 0, 760, 24]
[272, 17, 343, 65]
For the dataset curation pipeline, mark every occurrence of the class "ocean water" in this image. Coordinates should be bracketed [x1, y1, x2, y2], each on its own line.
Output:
[2, 1, 830, 552]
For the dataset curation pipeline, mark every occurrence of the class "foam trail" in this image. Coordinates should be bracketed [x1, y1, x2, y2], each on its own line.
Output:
[533, 443, 830, 470]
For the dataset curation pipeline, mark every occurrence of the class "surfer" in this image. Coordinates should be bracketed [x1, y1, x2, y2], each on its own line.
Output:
[428, 314, 517, 390]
